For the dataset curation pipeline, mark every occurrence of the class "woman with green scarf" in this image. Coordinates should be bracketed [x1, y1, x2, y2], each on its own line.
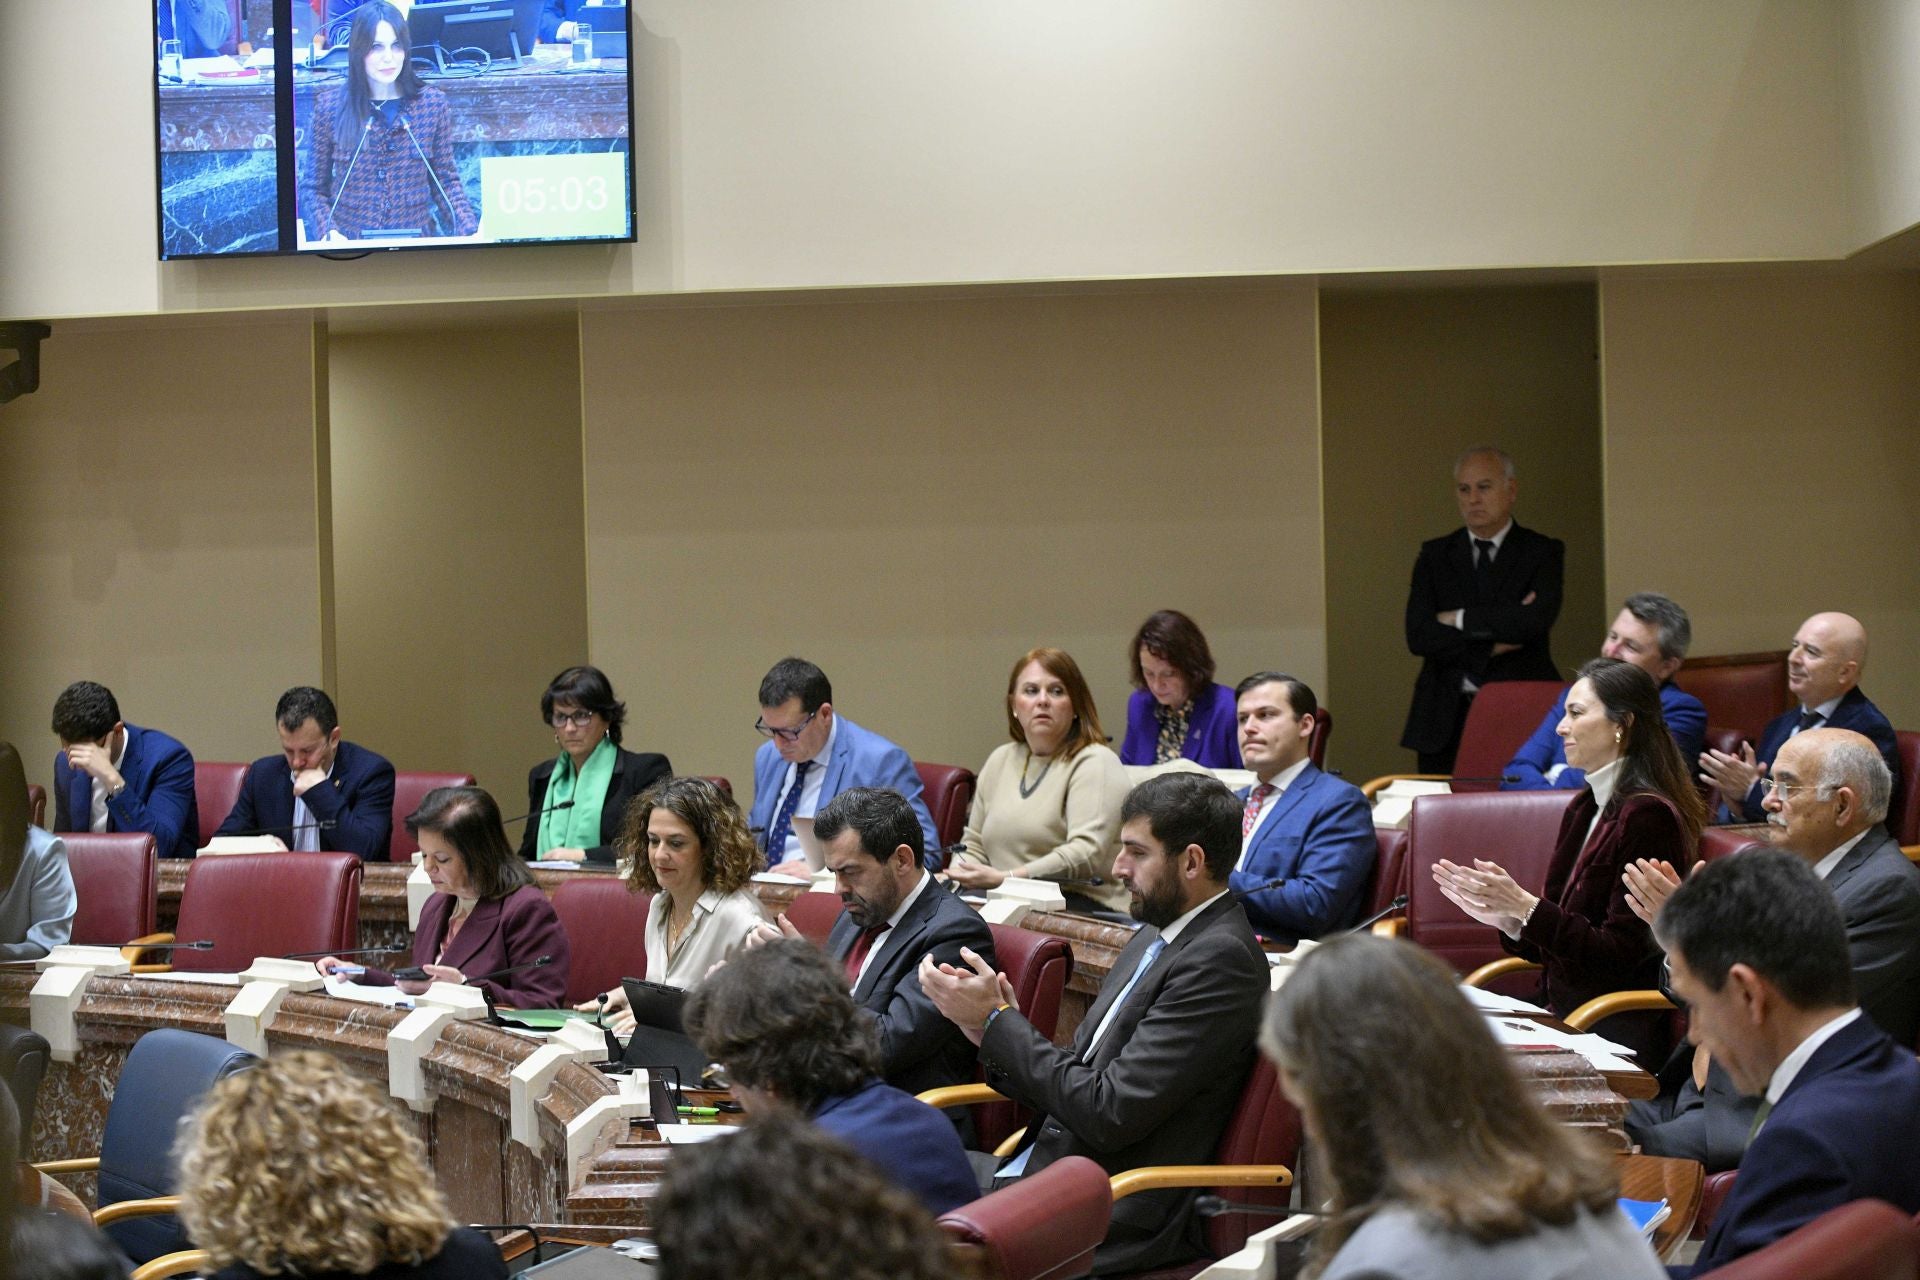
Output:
[517, 666, 672, 865]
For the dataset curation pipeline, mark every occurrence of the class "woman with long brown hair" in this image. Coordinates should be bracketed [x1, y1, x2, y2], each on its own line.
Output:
[1263, 934, 1664, 1279]
[948, 647, 1130, 913]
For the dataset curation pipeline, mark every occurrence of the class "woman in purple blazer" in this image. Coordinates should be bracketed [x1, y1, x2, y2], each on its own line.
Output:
[323, 786, 571, 1008]
[1119, 610, 1242, 768]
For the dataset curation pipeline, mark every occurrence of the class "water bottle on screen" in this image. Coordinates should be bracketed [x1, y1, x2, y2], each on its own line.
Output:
[571, 24, 593, 65]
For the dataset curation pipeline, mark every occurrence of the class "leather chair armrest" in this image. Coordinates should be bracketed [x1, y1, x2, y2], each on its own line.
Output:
[1463, 956, 1539, 988]
[131, 1250, 213, 1280]
[94, 1195, 182, 1226]
[1371, 917, 1406, 938]
[1564, 990, 1675, 1032]
[1903, 843, 1918, 862]
[31, 1156, 100, 1175]
[122, 932, 175, 970]
[916, 1083, 1007, 1110]
[1360, 773, 1449, 800]
[1109, 1164, 1293, 1201]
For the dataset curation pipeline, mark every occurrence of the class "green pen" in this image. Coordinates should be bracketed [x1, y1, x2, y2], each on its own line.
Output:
[676, 1105, 721, 1116]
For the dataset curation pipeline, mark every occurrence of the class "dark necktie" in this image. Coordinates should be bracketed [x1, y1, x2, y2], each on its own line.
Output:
[762, 759, 813, 860]
[843, 923, 890, 984]
[1473, 537, 1496, 588]
[1795, 709, 1824, 734]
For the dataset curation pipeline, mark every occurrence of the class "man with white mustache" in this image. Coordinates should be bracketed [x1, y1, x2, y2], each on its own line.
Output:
[1624, 728, 1920, 1169]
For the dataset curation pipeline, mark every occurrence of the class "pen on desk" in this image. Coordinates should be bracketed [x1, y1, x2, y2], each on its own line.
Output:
[676, 1105, 720, 1116]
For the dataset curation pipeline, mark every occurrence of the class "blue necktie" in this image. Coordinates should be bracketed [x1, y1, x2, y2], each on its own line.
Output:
[763, 760, 813, 861]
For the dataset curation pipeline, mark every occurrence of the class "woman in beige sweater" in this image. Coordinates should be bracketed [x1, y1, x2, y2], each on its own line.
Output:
[948, 647, 1131, 914]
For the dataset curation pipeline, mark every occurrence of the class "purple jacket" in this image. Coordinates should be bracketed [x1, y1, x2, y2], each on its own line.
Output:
[1119, 681, 1242, 768]
[360, 885, 571, 1008]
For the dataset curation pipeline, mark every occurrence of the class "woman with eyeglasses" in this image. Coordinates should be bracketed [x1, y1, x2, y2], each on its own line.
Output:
[1432, 658, 1705, 1061]
[519, 666, 672, 864]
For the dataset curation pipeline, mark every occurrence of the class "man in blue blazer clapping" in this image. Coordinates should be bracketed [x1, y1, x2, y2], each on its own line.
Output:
[1660, 850, 1920, 1276]
[51, 681, 200, 860]
[1227, 672, 1375, 943]
[215, 686, 394, 861]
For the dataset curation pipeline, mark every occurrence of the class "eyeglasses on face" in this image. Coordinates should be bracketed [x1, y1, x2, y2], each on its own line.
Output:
[550, 709, 600, 728]
[754, 709, 818, 743]
[1758, 778, 1818, 801]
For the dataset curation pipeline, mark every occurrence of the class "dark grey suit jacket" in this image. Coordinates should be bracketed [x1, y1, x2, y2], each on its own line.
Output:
[828, 876, 995, 1099]
[979, 892, 1268, 1275]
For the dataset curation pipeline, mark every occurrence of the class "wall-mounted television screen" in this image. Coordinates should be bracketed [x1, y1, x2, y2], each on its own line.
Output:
[153, 0, 636, 259]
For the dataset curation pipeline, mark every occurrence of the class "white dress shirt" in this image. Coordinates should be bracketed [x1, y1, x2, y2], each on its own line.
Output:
[1766, 1007, 1863, 1107]
[1811, 828, 1871, 881]
[768, 715, 840, 861]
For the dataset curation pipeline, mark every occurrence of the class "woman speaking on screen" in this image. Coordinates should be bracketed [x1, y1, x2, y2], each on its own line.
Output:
[300, 3, 479, 243]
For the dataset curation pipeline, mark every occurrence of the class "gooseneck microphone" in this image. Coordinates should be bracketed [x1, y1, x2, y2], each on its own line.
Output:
[1194, 1196, 1324, 1220]
[283, 945, 399, 962]
[502, 800, 573, 827]
[1348, 894, 1410, 933]
[122, 940, 214, 952]
[326, 114, 376, 225]
[398, 112, 464, 232]
[219, 818, 336, 838]
[466, 955, 555, 986]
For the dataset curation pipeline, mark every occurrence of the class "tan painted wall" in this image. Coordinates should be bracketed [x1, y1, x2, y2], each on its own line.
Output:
[326, 323, 589, 803]
[0, 1, 1858, 320]
[579, 285, 1324, 807]
[1320, 286, 1607, 786]
[1841, 0, 1920, 248]
[1599, 271, 1920, 730]
[0, 318, 325, 774]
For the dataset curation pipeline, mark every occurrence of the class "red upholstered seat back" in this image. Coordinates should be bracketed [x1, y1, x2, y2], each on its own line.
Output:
[193, 762, 248, 846]
[1894, 731, 1920, 847]
[172, 852, 361, 972]
[1703, 726, 1747, 757]
[550, 879, 652, 1004]
[974, 924, 1074, 1150]
[1673, 653, 1790, 746]
[65, 833, 159, 943]
[1403, 791, 1575, 977]
[26, 784, 45, 830]
[1307, 706, 1332, 769]
[915, 762, 977, 860]
[698, 776, 732, 798]
[1203, 1058, 1304, 1258]
[1453, 682, 1567, 789]
[1367, 828, 1408, 918]
[781, 890, 841, 945]
[390, 772, 477, 862]
[1699, 827, 1766, 863]
[937, 1154, 1111, 1280]
[1703, 1198, 1920, 1280]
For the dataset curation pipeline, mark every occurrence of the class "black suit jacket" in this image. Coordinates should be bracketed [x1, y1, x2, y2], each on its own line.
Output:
[980, 893, 1268, 1275]
[828, 877, 996, 1100]
[1401, 523, 1564, 754]
[214, 740, 395, 861]
[517, 748, 673, 865]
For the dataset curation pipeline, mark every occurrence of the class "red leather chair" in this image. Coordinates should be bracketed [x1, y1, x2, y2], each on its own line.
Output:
[971, 923, 1073, 1149]
[26, 784, 46, 829]
[1307, 705, 1333, 769]
[389, 771, 477, 861]
[63, 833, 159, 945]
[779, 890, 842, 945]
[698, 776, 733, 798]
[1365, 828, 1408, 919]
[192, 762, 248, 846]
[551, 879, 652, 1004]
[151, 853, 361, 973]
[1673, 652, 1791, 747]
[937, 1154, 1112, 1280]
[1703, 725, 1746, 758]
[1700, 826, 1766, 863]
[1893, 730, 1919, 849]
[915, 762, 977, 860]
[1701, 1198, 1920, 1280]
[1363, 681, 1566, 797]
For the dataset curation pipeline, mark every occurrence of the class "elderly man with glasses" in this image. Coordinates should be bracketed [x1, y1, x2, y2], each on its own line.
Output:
[748, 657, 938, 872]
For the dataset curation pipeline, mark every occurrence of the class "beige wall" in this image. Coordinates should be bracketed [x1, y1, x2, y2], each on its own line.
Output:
[1842, 0, 1920, 248]
[0, 1, 1866, 321]
[326, 322, 589, 802]
[0, 318, 325, 772]
[1599, 270, 1920, 730]
[580, 285, 1324, 807]
[1320, 285, 1607, 785]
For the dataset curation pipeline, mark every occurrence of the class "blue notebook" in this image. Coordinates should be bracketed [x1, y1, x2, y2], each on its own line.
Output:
[1619, 1197, 1671, 1238]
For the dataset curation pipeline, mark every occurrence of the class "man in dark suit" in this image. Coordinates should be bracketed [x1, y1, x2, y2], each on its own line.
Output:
[921, 772, 1269, 1275]
[1699, 611, 1902, 824]
[1657, 850, 1920, 1277]
[50, 681, 200, 860]
[215, 686, 395, 861]
[1227, 672, 1374, 942]
[1401, 446, 1564, 773]
[1628, 729, 1920, 1170]
[753, 786, 993, 1099]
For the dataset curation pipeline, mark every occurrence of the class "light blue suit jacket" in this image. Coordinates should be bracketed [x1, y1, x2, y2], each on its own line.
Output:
[1227, 763, 1375, 943]
[749, 715, 939, 868]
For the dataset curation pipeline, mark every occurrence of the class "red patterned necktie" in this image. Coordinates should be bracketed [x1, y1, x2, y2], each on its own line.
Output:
[1243, 783, 1276, 838]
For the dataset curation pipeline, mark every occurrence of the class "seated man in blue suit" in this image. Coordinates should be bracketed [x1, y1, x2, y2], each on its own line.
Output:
[50, 681, 200, 860]
[1503, 592, 1707, 791]
[1227, 672, 1374, 943]
[1658, 850, 1920, 1276]
[1700, 611, 1902, 824]
[748, 657, 938, 872]
[215, 686, 395, 861]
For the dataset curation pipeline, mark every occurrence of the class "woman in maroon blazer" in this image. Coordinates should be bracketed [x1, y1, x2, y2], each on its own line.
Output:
[323, 786, 571, 1008]
[1433, 659, 1705, 1055]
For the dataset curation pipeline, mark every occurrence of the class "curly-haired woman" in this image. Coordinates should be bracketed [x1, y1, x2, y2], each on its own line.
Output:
[177, 1051, 506, 1279]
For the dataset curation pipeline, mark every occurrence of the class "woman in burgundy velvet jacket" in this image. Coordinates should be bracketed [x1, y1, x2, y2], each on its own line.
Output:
[1432, 659, 1706, 1054]
[321, 786, 571, 1008]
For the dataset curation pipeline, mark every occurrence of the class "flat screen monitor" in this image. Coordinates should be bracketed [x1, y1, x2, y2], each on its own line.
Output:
[152, 0, 637, 259]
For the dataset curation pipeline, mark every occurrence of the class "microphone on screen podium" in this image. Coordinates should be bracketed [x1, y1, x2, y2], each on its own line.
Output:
[396, 113, 467, 234]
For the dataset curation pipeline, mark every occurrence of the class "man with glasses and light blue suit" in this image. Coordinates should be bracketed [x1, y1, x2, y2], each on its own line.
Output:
[748, 657, 938, 872]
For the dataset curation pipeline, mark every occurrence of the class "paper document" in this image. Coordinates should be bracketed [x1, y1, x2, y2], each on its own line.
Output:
[656, 1123, 737, 1145]
[1485, 1017, 1640, 1072]
[1369, 780, 1454, 830]
[751, 871, 810, 886]
[323, 974, 417, 1007]
[1460, 985, 1549, 1014]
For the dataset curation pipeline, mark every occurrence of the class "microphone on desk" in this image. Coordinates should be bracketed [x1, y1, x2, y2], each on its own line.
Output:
[1194, 1196, 1325, 1221]
[281, 945, 398, 962]
[1441, 775, 1520, 787]
[121, 940, 214, 952]
[1347, 894, 1409, 933]
[466, 955, 556, 986]
[501, 801, 573, 827]
[218, 818, 337, 838]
